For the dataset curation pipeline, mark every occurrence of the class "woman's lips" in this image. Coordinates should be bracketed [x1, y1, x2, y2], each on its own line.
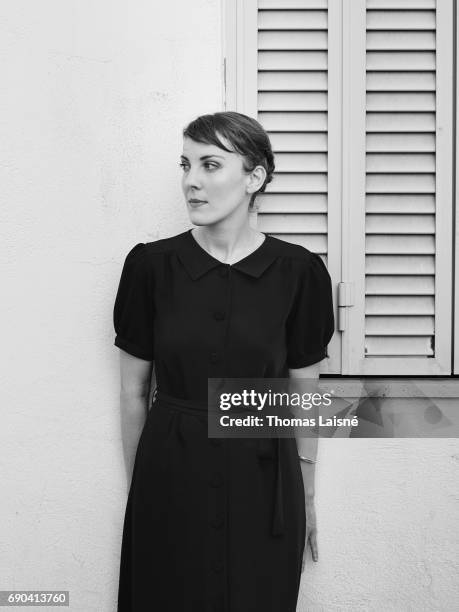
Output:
[188, 200, 207, 208]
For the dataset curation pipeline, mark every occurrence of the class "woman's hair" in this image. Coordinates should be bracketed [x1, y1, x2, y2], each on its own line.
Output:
[182, 111, 275, 211]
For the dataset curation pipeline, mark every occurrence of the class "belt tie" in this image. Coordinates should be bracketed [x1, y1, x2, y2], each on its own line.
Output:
[255, 438, 284, 537]
[152, 389, 285, 538]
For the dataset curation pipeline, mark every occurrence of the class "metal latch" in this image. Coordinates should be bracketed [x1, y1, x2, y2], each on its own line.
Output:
[337, 281, 354, 331]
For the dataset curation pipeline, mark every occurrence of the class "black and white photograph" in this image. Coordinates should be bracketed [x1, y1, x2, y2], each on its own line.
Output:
[2, 1, 459, 611]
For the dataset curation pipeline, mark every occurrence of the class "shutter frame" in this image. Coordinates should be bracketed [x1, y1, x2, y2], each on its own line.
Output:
[345, 0, 453, 375]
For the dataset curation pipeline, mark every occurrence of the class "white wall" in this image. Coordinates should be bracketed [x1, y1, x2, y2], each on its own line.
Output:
[1, 1, 222, 611]
[1, 1, 459, 611]
[305, 438, 459, 612]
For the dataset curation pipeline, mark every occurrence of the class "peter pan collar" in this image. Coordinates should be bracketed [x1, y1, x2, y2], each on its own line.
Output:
[176, 229, 278, 280]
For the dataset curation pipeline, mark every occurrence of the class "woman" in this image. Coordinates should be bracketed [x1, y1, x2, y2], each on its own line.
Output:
[113, 111, 335, 611]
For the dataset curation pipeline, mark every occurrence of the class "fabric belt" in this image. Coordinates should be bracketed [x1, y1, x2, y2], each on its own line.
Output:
[152, 389, 285, 538]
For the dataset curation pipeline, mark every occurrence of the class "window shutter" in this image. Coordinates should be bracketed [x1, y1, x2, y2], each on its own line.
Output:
[346, 0, 453, 374]
[223, 0, 339, 372]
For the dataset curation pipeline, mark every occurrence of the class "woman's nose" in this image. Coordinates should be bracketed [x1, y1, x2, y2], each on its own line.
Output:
[183, 166, 202, 189]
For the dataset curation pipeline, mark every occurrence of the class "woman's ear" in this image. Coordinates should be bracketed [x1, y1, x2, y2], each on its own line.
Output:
[246, 165, 267, 196]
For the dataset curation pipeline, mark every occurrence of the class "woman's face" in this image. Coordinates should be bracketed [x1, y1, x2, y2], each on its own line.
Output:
[180, 135, 264, 226]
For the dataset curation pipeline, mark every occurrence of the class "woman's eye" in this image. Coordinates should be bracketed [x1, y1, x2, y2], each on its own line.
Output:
[178, 162, 219, 171]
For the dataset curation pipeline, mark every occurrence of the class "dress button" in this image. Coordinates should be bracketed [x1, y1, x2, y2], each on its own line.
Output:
[210, 514, 224, 529]
[209, 472, 224, 488]
[213, 311, 225, 321]
[209, 352, 219, 364]
[212, 559, 224, 573]
[218, 267, 229, 278]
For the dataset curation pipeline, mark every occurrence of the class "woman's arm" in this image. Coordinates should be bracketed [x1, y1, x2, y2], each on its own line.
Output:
[289, 360, 320, 479]
[289, 361, 321, 565]
[118, 349, 155, 489]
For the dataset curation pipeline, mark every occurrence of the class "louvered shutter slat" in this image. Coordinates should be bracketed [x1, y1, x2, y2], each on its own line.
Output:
[275, 153, 327, 172]
[366, 276, 434, 293]
[365, 337, 433, 356]
[367, 154, 435, 173]
[366, 72, 435, 90]
[258, 11, 327, 29]
[366, 316, 434, 335]
[269, 132, 327, 151]
[258, 51, 327, 70]
[366, 296, 435, 314]
[260, 111, 327, 131]
[366, 194, 435, 212]
[257, 213, 327, 234]
[259, 71, 327, 90]
[366, 134, 435, 152]
[366, 214, 435, 232]
[258, 194, 327, 213]
[367, 112, 435, 132]
[258, 31, 327, 50]
[367, 51, 435, 70]
[367, 31, 436, 50]
[259, 0, 328, 8]
[366, 174, 435, 193]
[366, 235, 435, 254]
[367, 93, 435, 111]
[265, 173, 327, 192]
[366, 254, 435, 273]
[258, 92, 327, 111]
[366, 10, 435, 30]
[367, 0, 435, 7]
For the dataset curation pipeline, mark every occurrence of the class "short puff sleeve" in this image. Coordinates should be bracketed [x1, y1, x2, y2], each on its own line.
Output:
[286, 252, 335, 368]
[113, 243, 155, 361]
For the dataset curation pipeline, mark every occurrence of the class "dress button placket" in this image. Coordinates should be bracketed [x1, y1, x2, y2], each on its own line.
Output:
[208, 265, 231, 611]
[208, 433, 227, 608]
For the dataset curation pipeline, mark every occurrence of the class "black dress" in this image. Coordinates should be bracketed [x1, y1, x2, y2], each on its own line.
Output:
[113, 229, 335, 612]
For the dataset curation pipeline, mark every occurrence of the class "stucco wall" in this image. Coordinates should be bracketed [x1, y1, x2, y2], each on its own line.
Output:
[1, 1, 458, 611]
[1, 1, 222, 610]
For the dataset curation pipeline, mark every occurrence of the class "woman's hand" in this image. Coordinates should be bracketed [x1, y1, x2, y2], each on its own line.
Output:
[301, 496, 318, 572]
